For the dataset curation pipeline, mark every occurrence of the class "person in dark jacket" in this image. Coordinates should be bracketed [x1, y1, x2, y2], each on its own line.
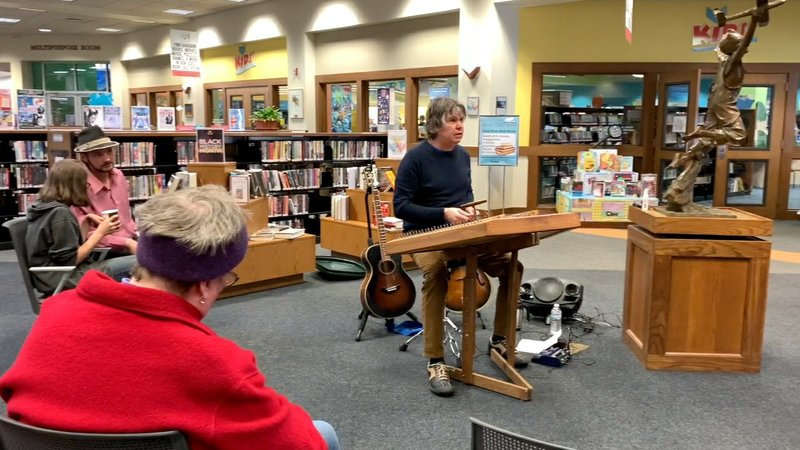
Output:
[25, 158, 134, 294]
[393, 97, 528, 397]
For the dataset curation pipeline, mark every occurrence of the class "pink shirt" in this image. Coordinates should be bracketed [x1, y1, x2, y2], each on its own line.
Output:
[71, 167, 137, 251]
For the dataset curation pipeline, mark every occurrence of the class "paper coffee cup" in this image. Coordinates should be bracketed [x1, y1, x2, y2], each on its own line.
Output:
[102, 209, 119, 219]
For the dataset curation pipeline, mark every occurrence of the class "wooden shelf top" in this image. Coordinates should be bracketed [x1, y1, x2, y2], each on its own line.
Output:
[629, 206, 773, 237]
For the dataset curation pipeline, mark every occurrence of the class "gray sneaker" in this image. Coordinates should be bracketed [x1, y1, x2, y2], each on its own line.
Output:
[427, 362, 455, 397]
[488, 338, 530, 368]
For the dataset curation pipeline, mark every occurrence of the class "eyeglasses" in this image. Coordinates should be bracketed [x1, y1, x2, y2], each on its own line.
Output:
[222, 272, 239, 287]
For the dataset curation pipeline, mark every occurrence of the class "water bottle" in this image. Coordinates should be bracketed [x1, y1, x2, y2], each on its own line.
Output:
[549, 304, 562, 335]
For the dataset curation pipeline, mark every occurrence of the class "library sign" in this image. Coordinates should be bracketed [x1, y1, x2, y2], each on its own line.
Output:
[30, 45, 101, 51]
[692, 6, 750, 52]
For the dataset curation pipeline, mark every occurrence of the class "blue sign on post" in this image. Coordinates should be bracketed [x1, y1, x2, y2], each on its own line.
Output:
[478, 115, 519, 167]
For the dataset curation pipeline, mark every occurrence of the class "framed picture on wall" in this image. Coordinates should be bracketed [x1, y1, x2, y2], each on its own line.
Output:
[466, 97, 479, 116]
[289, 89, 303, 119]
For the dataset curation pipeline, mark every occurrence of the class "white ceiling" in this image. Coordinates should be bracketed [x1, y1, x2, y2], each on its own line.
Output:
[0, 0, 271, 36]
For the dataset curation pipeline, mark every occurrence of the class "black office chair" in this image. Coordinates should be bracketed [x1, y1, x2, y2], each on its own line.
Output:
[0, 414, 189, 450]
[3, 217, 109, 315]
[470, 417, 576, 450]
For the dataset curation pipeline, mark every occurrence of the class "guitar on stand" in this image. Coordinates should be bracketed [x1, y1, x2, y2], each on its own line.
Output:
[356, 166, 418, 341]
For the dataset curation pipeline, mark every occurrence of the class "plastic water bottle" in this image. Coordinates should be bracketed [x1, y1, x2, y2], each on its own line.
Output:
[549, 304, 562, 335]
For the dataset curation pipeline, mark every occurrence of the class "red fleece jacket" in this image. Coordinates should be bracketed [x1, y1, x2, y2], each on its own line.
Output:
[0, 271, 326, 450]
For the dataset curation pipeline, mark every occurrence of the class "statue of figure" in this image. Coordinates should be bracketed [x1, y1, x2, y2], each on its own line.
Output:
[663, 0, 785, 213]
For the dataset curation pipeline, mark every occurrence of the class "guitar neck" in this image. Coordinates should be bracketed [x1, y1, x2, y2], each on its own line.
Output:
[371, 190, 388, 261]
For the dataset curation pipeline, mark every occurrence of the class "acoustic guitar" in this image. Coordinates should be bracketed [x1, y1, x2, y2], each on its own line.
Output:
[359, 168, 416, 318]
[445, 265, 492, 312]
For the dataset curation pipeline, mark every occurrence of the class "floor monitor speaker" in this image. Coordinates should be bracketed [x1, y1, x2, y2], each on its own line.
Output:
[519, 277, 583, 318]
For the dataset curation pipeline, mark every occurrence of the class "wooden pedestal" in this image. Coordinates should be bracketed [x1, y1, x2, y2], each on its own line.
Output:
[623, 207, 772, 372]
[188, 162, 236, 188]
[220, 234, 316, 299]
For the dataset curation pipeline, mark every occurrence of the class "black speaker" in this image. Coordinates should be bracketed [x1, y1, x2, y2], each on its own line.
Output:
[519, 277, 583, 318]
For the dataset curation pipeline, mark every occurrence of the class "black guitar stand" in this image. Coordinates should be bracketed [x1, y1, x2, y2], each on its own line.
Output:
[354, 180, 418, 341]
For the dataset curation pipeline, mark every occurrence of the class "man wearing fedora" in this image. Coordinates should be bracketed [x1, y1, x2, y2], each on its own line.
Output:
[71, 125, 138, 256]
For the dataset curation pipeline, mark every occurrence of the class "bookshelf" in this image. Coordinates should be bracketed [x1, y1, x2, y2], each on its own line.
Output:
[0, 130, 51, 249]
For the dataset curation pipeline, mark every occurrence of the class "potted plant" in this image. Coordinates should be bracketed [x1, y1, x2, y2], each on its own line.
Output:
[251, 106, 283, 130]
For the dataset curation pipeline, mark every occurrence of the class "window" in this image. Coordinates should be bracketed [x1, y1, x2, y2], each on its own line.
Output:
[540, 74, 643, 146]
[368, 80, 406, 131]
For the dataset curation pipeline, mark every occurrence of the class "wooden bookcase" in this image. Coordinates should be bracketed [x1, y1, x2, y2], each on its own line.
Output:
[319, 187, 414, 267]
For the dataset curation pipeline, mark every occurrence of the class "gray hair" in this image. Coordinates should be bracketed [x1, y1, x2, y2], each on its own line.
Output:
[424, 97, 466, 140]
[134, 185, 248, 256]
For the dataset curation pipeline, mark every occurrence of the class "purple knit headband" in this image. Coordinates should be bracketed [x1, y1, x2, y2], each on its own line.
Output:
[136, 227, 249, 282]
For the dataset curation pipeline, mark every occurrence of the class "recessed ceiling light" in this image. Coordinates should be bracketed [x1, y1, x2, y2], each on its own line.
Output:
[53, 70, 69, 74]
[96, 27, 121, 32]
[163, 9, 194, 15]
[228, 0, 247, 2]
[0, 17, 21, 23]
[131, 19, 155, 23]
[39, 28, 51, 32]
[632, 74, 644, 78]
[19, 8, 45, 12]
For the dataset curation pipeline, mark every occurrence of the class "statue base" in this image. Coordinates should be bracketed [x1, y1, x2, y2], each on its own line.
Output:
[655, 202, 735, 217]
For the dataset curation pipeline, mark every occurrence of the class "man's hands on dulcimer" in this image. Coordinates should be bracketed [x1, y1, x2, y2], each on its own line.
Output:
[444, 199, 487, 225]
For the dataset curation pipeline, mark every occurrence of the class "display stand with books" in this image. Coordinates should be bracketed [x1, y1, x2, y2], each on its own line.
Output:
[189, 161, 315, 299]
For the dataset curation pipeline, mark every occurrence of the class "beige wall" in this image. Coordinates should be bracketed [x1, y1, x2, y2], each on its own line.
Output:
[515, 0, 800, 145]
[314, 13, 459, 75]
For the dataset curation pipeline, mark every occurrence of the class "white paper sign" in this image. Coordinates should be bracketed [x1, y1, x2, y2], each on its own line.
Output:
[170, 30, 200, 77]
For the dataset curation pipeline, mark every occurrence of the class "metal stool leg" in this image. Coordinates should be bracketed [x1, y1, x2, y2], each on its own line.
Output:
[399, 327, 423, 351]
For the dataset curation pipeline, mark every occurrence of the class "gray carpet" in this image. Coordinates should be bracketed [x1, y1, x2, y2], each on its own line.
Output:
[2, 224, 800, 449]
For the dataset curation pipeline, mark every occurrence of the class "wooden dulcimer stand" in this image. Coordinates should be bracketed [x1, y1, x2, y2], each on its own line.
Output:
[385, 212, 580, 400]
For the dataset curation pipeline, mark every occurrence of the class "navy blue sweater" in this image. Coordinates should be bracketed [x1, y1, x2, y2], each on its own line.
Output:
[393, 140, 473, 232]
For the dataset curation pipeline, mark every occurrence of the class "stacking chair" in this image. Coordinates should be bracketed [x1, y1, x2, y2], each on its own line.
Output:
[0, 414, 189, 450]
[470, 417, 576, 450]
[3, 217, 109, 315]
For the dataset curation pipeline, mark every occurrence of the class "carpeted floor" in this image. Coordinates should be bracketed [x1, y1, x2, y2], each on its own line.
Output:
[1, 224, 800, 449]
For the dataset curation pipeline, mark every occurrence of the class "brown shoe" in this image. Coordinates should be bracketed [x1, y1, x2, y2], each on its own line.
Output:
[488, 338, 529, 368]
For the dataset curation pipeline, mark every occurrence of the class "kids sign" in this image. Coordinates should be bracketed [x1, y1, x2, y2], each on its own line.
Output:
[692, 6, 752, 52]
[235, 46, 256, 75]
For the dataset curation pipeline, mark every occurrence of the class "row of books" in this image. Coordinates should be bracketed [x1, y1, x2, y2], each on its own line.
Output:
[330, 140, 382, 160]
[229, 169, 270, 203]
[13, 165, 48, 188]
[113, 142, 156, 167]
[11, 140, 47, 162]
[262, 168, 322, 191]
[250, 224, 306, 241]
[0, 167, 9, 189]
[259, 140, 325, 162]
[268, 194, 309, 217]
[176, 141, 196, 165]
[125, 174, 166, 200]
[15, 192, 37, 214]
[330, 192, 349, 221]
[331, 166, 368, 189]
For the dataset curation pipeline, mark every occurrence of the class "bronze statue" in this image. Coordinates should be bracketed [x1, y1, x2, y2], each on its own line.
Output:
[663, 0, 786, 213]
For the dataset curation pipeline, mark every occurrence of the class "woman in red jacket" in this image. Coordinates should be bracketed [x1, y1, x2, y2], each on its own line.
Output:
[1, 185, 339, 450]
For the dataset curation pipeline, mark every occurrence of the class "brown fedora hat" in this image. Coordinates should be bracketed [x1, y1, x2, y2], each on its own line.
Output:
[74, 125, 119, 153]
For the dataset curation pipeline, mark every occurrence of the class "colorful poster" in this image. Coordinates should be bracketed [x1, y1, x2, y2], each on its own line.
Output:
[131, 106, 151, 131]
[331, 84, 352, 133]
[387, 129, 407, 160]
[228, 108, 244, 131]
[196, 128, 225, 163]
[377, 87, 390, 125]
[157, 106, 176, 131]
[17, 90, 46, 129]
[288, 89, 303, 119]
[170, 29, 201, 77]
[82, 105, 104, 128]
[478, 115, 519, 167]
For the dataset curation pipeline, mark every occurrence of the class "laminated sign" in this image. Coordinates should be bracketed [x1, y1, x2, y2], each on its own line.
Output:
[170, 30, 200, 77]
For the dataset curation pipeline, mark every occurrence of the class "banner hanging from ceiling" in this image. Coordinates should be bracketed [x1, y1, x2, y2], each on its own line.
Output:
[170, 30, 201, 77]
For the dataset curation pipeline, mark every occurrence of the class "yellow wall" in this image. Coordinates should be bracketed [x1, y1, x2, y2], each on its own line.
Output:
[515, 0, 800, 145]
[201, 37, 288, 83]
